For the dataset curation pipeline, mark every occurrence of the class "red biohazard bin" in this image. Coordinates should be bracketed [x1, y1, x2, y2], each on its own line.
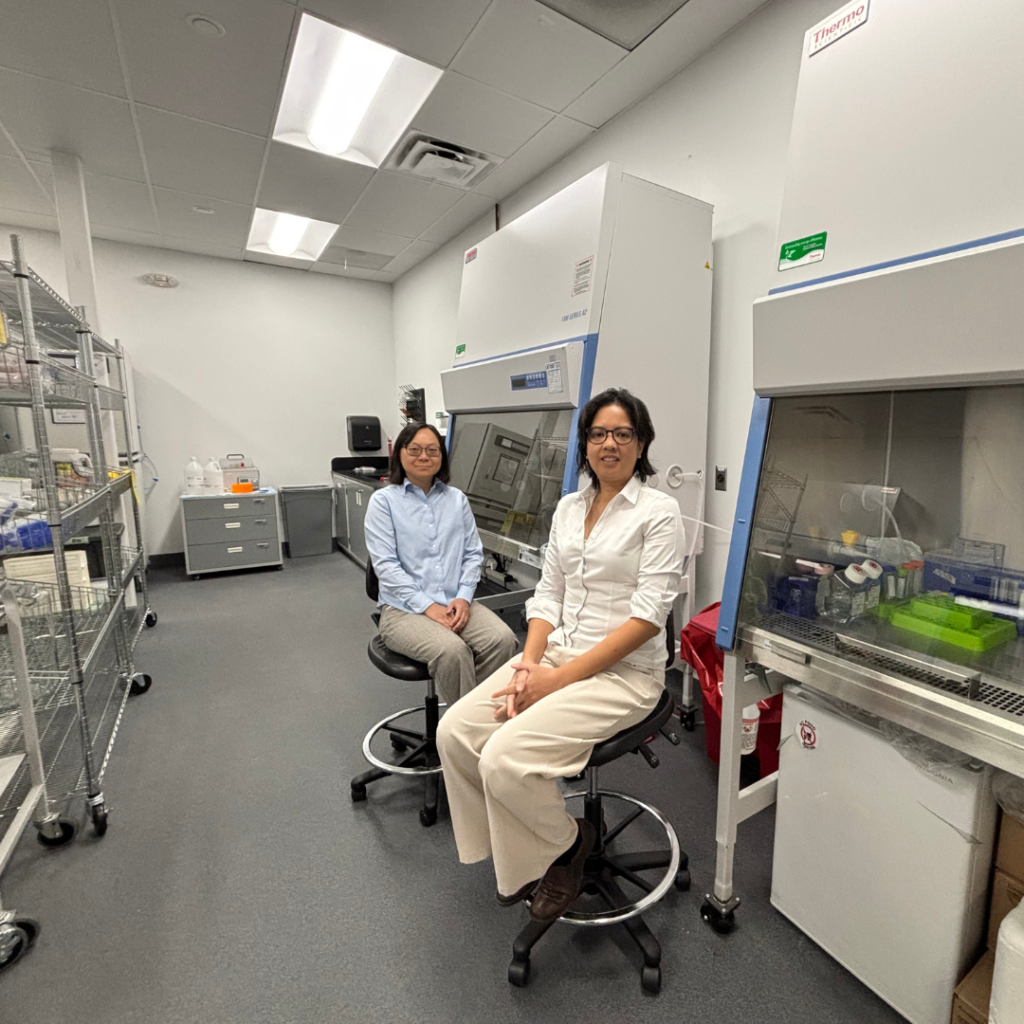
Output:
[679, 602, 783, 777]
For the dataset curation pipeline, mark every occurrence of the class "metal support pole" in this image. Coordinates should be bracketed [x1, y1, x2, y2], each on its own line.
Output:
[1, 578, 60, 837]
[77, 319, 133, 685]
[10, 235, 102, 810]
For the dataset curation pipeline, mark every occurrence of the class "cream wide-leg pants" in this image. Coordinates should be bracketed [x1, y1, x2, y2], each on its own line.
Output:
[436, 644, 664, 896]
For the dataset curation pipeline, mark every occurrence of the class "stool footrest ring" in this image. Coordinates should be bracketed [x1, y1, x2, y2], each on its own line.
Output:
[361, 703, 446, 776]
[526, 790, 679, 927]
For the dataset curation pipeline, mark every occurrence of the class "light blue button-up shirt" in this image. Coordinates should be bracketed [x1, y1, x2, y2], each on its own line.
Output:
[364, 479, 484, 614]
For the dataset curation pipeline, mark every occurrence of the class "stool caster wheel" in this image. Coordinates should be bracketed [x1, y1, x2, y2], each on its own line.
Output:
[419, 807, 437, 827]
[701, 899, 736, 934]
[350, 783, 367, 803]
[390, 735, 411, 753]
[508, 957, 530, 987]
[681, 709, 696, 732]
[641, 964, 661, 994]
[674, 868, 691, 892]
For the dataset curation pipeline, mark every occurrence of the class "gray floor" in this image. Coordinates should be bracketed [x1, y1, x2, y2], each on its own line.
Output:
[0, 554, 905, 1023]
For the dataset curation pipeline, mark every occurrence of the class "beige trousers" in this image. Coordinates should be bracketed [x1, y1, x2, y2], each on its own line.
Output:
[378, 602, 518, 706]
[436, 644, 664, 896]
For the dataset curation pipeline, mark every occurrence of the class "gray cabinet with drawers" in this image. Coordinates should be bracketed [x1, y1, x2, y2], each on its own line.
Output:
[181, 489, 283, 577]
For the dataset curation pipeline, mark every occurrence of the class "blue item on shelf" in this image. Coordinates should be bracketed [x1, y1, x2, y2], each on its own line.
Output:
[774, 575, 819, 619]
[925, 552, 1024, 604]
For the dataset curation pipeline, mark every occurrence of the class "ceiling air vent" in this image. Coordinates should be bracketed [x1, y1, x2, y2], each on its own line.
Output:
[387, 132, 498, 189]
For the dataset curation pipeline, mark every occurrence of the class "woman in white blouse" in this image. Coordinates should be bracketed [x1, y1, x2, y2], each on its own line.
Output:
[436, 388, 684, 924]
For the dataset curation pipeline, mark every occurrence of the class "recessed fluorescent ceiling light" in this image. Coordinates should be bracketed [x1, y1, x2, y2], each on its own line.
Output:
[246, 208, 338, 261]
[274, 14, 443, 168]
[537, 0, 691, 50]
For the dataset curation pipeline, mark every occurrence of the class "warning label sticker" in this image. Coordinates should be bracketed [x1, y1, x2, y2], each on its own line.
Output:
[572, 256, 594, 297]
[798, 720, 818, 749]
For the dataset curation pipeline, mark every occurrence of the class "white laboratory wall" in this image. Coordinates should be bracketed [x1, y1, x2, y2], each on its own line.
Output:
[0, 224, 397, 557]
[392, 0, 838, 612]
[391, 212, 495, 429]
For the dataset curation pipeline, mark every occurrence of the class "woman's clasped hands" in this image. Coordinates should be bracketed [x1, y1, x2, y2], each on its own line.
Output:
[492, 660, 566, 721]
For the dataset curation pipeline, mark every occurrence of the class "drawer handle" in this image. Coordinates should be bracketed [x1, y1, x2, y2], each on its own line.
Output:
[256, 542, 269, 549]
[225, 522, 241, 529]
[227, 546, 244, 554]
[254, 518, 267, 525]
[223, 503, 240, 510]
[253, 498, 266, 504]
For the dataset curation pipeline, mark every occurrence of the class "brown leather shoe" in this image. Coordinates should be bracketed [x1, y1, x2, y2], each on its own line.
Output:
[529, 818, 597, 923]
[496, 878, 539, 907]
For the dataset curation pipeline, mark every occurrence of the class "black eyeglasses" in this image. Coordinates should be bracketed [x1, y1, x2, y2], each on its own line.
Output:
[586, 426, 637, 445]
[405, 445, 441, 458]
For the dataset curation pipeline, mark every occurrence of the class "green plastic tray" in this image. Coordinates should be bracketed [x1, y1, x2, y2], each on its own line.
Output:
[890, 605, 1017, 652]
[905, 594, 991, 631]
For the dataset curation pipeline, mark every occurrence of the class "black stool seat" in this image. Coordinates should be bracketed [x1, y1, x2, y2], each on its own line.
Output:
[587, 690, 674, 768]
[367, 635, 431, 682]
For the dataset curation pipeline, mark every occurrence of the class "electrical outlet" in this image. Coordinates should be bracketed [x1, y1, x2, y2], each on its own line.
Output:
[715, 466, 728, 492]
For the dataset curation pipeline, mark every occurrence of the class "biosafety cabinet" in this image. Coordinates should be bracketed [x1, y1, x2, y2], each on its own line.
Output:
[441, 163, 712, 610]
[708, 0, 1024, 950]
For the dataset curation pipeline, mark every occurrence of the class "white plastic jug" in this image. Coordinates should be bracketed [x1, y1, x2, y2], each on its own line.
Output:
[741, 703, 761, 755]
[184, 456, 204, 495]
[202, 455, 225, 494]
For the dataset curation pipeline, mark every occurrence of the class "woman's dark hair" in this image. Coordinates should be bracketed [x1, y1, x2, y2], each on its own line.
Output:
[389, 421, 451, 485]
[575, 388, 656, 487]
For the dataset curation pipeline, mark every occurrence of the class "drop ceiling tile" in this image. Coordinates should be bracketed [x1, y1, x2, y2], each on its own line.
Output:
[451, 0, 626, 112]
[331, 225, 413, 257]
[0, 158, 54, 217]
[409, 72, 552, 158]
[137, 107, 265, 205]
[85, 174, 157, 233]
[91, 225, 163, 248]
[258, 143, 374, 223]
[0, 70, 145, 180]
[161, 237, 244, 260]
[473, 116, 594, 199]
[564, 0, 769, 127]
[0, 133, 17, 158]
[114, 0, 295, 135]
[318, 246, 393, 271]
[152, 188, 252, 248]
[303, 0, 491, 66]
[420, 192, 495, 245]
[382, 239, 441, 276]
[0, 0, 125, 96]
[0, 209, 59, 234]
[345, 171, 461, 238]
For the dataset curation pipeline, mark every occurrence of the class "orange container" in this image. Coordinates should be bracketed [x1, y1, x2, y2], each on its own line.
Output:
[231, 481, 254, 494]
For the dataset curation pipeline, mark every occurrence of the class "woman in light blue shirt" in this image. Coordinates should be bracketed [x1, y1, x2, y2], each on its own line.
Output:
[364, 422, 518, 706]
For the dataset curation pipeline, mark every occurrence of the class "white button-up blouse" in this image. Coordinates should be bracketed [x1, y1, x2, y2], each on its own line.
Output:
[525, 475, 685, 673]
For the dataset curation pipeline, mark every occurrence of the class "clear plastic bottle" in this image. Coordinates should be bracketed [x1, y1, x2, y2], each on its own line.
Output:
[825, 564, 871, 624]
[184, 456, 204, 495]
[861, 559, 883, 610]
[202, 455, 225, 495]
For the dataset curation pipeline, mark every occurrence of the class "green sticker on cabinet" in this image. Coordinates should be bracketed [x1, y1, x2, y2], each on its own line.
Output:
[779, 231, 827, 272]
[454, 343, 466, 361]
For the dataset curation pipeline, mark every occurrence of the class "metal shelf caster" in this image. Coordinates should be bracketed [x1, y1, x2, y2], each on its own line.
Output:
[0, 916, 40, 975]
[90, 802, 109, 837]
[129, 673, 152, 696]
[145, 610, 158, 628]
[680, 708, 697, 732]
[36, 818, 76, 848]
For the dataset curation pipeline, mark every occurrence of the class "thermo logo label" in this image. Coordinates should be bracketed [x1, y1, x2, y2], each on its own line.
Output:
[809, 0, 869, 56]
[779, 231, 827, 271]
[465, 247, 477, 263]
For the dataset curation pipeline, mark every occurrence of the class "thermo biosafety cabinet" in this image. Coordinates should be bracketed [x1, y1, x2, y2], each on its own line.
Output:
[708, 1, 1024, 1019]
[441, 162, 712, 612]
